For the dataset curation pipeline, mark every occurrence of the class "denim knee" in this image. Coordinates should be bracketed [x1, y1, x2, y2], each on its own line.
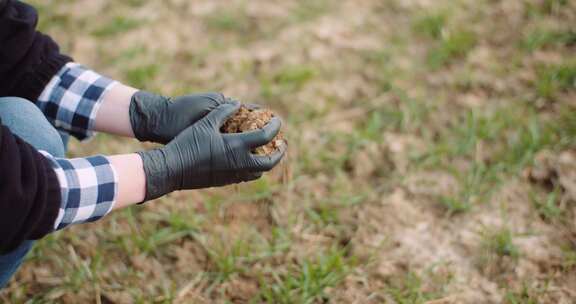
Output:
[0, 97, 65, 158]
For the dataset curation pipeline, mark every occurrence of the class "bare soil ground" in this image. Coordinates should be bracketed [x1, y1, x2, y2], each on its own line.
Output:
[2, 0, 575, 303]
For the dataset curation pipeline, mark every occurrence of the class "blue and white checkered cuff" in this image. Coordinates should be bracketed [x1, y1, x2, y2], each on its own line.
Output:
[39, 151, 118, 230]
[37, 62, 116, 141]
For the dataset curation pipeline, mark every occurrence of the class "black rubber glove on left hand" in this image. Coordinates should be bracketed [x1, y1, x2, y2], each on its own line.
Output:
[137, 102, 286, 201]
[129, 91, 226, 144]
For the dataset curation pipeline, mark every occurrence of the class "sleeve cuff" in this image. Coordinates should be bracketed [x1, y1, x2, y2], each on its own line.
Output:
[37, 63, 116, 141]
[39, 151, 118, 230]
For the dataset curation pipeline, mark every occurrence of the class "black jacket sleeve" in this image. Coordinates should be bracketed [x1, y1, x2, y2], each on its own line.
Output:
[0, 120, 61, 253]
[0, 0, 72, 101]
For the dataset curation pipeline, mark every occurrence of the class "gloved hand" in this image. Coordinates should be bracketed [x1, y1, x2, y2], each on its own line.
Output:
[129, 91, 226, 144]
[137, 101, 286, 201]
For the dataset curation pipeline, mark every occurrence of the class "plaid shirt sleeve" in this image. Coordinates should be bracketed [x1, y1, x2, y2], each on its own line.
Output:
[37, 63, 116, 140]
[39, 151, 118, 230]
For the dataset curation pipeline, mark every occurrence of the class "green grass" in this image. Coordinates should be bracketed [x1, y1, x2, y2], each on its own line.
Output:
[258, 248, 350, 304]
[413, 13, 447, 39]
[92, 16, 142, 37]
[439, 196, 472, 215]
[206, 240, 251, 283]
[385, 271, 447, 304]
[540, 0, 570, 15]
[530, 188, 564, 221]
[363, 89, 431, 135]
[562, 246, 576, 269]
[427, 30, 476, 69]
[203, 5, 289, 42]
[482, 228, 520, 259]
[202, 228, 292, 285]
[306, 203, 340, 225]
[205, 10, 251, 32]
[290, 0, 332, 22]
[525, 0, 570, 17]
[106, 46, 147, 65]
[273, 65, 316, 88]
[439, 162, 499, 215]
[521, 29, 576, 51]
[360, 111, 387, 141]
[504, 282, 551, 304]
[124, 64, 159, 88]
[36, 11, 73, 31]
[555, 107, 576, 147]
[421, 104, 571, 214]
[535, 61, 576, 100]
[504, 288, 539, 304]
[451, 109, 512, 156]
[134, 228, 192, 254]
[494, 116, 556, 171]
[260, 65, 316, 103]
[233, 177, 277, 202]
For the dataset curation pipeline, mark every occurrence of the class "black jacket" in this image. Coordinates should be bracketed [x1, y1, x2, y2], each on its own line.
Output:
[0, 0, 71, 253]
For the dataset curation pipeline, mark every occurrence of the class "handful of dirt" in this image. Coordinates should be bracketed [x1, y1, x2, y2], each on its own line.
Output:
[221, 105, 285, 155]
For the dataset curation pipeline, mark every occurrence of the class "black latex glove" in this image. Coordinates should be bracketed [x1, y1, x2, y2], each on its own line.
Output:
[137, 102, 286, 201]
[129, 91, 226, 144]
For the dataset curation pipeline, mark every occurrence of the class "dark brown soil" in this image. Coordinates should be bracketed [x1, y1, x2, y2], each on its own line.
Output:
[221, 105, 285, 155]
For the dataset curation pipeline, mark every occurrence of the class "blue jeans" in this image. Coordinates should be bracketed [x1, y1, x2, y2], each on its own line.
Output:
[0, 97, 67, 288]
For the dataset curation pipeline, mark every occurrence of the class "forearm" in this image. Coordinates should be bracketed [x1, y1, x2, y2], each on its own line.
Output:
[37, 62, 228, 142]
[36, 63, 140, 140]
[42, 152, 146, 230]
[108, 153, 146, 209]
[93, 82, 138, 137]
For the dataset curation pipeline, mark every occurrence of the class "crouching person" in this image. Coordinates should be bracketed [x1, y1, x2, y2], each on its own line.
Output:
[0, 0, 285, 287]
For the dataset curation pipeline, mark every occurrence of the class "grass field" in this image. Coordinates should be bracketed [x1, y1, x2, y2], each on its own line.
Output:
[2, 0, 576, 303]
